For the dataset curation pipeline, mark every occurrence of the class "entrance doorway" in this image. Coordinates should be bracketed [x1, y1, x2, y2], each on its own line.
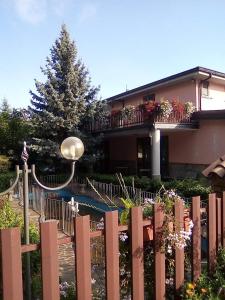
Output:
[137, 136, 169, 178]
[160, 136, 169, 178]
[137, 137, 151, 176]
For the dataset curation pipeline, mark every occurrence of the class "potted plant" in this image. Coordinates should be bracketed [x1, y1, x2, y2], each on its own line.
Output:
[184, 101, 195, 117]
[159, 99, 173, 120]
[121, 105, 136, 119]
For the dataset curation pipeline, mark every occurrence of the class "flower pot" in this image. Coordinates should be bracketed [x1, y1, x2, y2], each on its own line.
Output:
[143, 225, 153, 241]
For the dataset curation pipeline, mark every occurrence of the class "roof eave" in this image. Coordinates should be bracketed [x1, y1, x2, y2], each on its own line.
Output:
[106, 66, 225, 103]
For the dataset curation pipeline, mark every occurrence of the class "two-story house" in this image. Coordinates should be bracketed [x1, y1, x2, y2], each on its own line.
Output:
[89, 67, 225, 179]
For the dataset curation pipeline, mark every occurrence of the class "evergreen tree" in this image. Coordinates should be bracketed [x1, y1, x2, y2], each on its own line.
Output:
[29, 25, 101, 159]
[0, 99, 31, 159]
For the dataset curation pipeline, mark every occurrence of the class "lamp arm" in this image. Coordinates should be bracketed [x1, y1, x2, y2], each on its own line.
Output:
[0, 165, 21, 196]
[31, 161, 76, 191]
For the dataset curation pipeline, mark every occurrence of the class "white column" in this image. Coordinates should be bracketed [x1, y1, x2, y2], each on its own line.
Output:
[150, 128, 161, 180]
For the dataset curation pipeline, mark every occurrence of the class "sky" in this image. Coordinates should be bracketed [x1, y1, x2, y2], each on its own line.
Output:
[1, 0, 225, 109]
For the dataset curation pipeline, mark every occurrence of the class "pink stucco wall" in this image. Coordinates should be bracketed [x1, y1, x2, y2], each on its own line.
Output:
[111, 93, 145, 111]
[169, 120, 225, 164]
[155, 80, 196, 105]
[110, 80, 196, 112]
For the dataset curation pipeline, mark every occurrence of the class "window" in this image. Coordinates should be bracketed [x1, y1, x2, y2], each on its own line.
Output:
[143, 93, 155, 102]
[202, 81, 209, 97]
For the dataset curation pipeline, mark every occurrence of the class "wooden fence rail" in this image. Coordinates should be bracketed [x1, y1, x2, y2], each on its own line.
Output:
[1, 193, 225, 299]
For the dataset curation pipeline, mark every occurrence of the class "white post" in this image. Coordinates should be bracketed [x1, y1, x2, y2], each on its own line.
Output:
[150, 128, 161, 180]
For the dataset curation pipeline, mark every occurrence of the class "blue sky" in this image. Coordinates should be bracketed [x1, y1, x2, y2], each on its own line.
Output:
[1, 0, 225, 108]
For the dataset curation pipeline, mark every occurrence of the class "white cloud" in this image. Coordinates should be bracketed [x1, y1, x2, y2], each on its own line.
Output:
[12, 0, 72, 24]
[51, 0, 71, 17]
[14, 0, 47, 24]
[79, 2, 97, 24]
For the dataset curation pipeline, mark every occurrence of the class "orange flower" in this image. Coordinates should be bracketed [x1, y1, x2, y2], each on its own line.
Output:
[201, 288, 207, 294]
[186, 289, 194, 296]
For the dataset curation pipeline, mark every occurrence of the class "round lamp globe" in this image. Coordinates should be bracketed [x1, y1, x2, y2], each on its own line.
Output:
[61, 137, 84, 161]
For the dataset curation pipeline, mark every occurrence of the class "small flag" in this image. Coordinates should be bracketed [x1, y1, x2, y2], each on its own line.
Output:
[21, 141, 29, 162]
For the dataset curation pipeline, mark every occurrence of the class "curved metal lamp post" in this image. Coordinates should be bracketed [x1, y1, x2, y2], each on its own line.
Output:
[0, 136, 84, 300]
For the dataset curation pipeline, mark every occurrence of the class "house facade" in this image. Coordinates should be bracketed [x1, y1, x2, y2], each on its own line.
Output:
[89, 67, 225, 179]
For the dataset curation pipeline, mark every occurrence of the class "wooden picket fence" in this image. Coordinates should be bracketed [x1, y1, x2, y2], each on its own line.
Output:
[1, 193, 224, 300]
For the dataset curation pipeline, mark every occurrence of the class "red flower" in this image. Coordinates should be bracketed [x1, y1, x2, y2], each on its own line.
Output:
[172, 100, 184, 114]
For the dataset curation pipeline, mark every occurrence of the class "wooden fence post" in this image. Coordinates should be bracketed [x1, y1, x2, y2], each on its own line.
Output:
[175, 199, 184, 293]
[154, 203, 165, 300]
[74, 215, 91, 300]
[192, 196, 201, 281]
[40, 220, 60, 300]
[208, 193, 217, 273]
[222, 192, 225, 247]
[217, 198, 222, 250]
[131, 207, 144, 300]
[105, 210, 120, 300]
[1, 227, 23, 300]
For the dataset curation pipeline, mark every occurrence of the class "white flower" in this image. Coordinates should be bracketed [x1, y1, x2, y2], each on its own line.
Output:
[189, 220, 194, 229]
[60, 291, 67, 297]
[167, 245, 172, 254]
[119, 232, 128, 242]
[91, 278, 96, 284]
[96, 217, 104, 230]
[62, 281, 69, 288]
[144, 198, 155, 205]
[166, 278, 174, 285]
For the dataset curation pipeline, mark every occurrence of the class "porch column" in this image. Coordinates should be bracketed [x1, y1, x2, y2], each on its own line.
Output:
[150, 128, 161, 180]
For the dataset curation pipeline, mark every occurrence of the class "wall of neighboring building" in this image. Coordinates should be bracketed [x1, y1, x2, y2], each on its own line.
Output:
[168, 120, 225, 177]
[201, 81, 225, 110]
[108, 136, 137, 174]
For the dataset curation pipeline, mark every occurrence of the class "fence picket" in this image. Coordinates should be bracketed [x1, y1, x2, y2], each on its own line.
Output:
[192, 196, 201, 281]
[217, 198, 222, 250]
[222, 192, 225, 247]
[105, 210, 120, 300]
[154, 203, 165, 300]
[1, 228, 23, 300]
[208, 193, 217, 273]
[74, 215, 92, 300]
[40, 220, 60, 300]
[131, 207, 144, 300]
[175, 199, 184, 293]
[3, 190, 225, 299]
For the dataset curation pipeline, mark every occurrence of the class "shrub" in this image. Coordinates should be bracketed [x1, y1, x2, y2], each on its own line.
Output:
[0, 155, 11, 172]
[164, 178, 212, 199]
[0, 171, 16, 192]
[0, 200, 23, 228]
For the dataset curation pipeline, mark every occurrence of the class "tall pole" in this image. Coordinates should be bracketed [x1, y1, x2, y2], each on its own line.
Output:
[23, 161, 29, 244]
[22, 142, 31, 300]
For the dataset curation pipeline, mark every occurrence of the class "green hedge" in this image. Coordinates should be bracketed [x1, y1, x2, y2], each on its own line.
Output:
[0, 172, 16, 192]
[163, 178, 212, 199]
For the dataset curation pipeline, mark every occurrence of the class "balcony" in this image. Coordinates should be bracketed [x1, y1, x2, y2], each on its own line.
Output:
[88, 108, 194, 133]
